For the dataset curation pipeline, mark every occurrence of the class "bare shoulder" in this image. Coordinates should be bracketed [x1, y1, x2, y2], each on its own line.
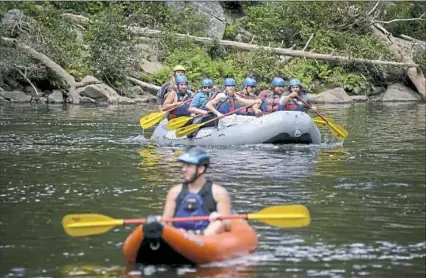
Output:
[167, 184, 183, 199]
[211, 183, 229, 199]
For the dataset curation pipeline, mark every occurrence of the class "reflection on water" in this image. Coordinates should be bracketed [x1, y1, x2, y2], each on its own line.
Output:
[0, 103, 425, 277]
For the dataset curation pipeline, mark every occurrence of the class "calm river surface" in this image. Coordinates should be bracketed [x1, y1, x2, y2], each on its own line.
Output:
[0, 103, 425, 278]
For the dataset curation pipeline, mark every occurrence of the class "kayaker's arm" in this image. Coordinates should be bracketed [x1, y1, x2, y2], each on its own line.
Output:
[211, 184, 232, 231]
[206, 94, 225, 118]
[188, 95, 209, 115]
[161, 91, 180, 111]
[161, 184, 182, 224]
[235, 95, 262, 115]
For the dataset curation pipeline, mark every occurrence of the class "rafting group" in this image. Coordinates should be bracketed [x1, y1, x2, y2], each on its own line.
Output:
[153, 65, 317, 138]
[61, 66, 349, 267]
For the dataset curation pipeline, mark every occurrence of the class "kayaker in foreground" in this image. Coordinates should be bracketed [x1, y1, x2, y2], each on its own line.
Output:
[161, 147, 232, 236]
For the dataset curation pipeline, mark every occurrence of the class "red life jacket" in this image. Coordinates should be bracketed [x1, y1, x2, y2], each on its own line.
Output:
[259, 90, 280, 112]
[283, 93, 307, 111]
[235, 92, 255, 115]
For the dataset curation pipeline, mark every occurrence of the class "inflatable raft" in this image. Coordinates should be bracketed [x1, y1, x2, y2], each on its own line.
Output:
[122, 219, 258, 265]
[151, 111, 321, 146]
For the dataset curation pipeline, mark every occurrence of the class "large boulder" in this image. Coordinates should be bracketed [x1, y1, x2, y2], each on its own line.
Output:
[351, 95, 368, 102]
[76, 76, 121, 103]
[310, 88, 353, 104]
[379, 83, 422, 102]
[138, 59, 163, 74]
[165, 1, 226, 39]
[77, 84, 119, 103]
[0, 90, 32, 102]
[80, 96, 96, 103]
[133, 94, 156, 103]
[47, 90, 64, 103]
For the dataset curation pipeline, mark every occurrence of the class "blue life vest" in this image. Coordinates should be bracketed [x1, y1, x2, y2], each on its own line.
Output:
[214, 91, 236, 114]
[190, 91, 210, 110]
[174, 179, 216, 231]
[167, 90, 191, 120]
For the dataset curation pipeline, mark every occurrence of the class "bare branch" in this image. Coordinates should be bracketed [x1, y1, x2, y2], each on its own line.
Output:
[371, 12, 425, 25]
[14, 64, 39, 97]
[302, 33, 314, 51]
[367, 2, 380, 16]
[128, 27, 418, 67]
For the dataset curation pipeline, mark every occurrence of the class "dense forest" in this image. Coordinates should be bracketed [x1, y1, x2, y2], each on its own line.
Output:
[0, 1, 425, 104]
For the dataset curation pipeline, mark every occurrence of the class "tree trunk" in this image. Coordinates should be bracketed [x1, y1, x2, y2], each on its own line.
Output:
[129, 27, 418, 68]
[126, 76, 160, 94]
[370, 25, 425, 99]
[1, 37, 81, 103]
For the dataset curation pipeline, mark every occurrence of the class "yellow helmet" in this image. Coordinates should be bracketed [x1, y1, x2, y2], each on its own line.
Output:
[173, 65, 185, 72]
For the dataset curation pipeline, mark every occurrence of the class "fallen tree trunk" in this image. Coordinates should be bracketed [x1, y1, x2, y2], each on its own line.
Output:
[399, 34, 426, 51]
[1, 37, 81, 103]
[126, 76, 160, 94]
[370, 25, 425, 99]
[129, 27, 418, 68]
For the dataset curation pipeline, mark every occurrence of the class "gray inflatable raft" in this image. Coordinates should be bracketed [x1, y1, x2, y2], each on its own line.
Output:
[151, 111, 321, 146]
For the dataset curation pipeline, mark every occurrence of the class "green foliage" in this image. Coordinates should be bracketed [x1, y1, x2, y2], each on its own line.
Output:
[0, 1, 423, 95]
[85, 4, 135, 85]
[377, 2, 426, 40]
[413, 51, 426, 74]
[149, 39, 245, 88]
[223, 22, 239, 40]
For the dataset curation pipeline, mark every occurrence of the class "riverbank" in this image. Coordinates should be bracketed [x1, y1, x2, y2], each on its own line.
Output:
[0, 81, 423, 105]
[1, 2, 425, 106]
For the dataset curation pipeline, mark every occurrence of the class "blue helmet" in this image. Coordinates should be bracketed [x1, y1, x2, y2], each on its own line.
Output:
[223, 78, 237, 87]
[271, 77, 285, 87]
[200, 78, 214, 87]
[288, 79, 301, 88]
[177, 147, 210, 166]
[243, 77, 257, 87]
[175, 75, 188, 85]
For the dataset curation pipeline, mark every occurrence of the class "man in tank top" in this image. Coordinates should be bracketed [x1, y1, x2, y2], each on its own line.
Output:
[161, 147, 232, 236]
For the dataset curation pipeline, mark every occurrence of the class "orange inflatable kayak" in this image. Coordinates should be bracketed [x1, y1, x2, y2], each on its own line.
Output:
[122, 219, 258, 265]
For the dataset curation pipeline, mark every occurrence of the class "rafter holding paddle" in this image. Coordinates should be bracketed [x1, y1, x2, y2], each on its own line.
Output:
[175, 103, 256, 138]
[139, 98, 192, 129]
[296, 96, 348, 140]
[62, 204, 310, 237]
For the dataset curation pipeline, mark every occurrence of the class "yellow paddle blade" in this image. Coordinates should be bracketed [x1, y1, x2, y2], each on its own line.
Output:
[247, 205, 310, 228]
[167, 116, 193, 130]
[175, 123, 203, 138]
[139, 112, 165, 129]
[313, 117, 334, 127]
[62, 214, 124, 237]
[328, 122, 348, 140]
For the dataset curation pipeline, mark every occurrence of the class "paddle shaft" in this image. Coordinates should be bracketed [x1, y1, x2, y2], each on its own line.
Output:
[201, 103, 256, 126]
[122, 216, 243, 225]
[124, 214, 305, 224]
[295, 96, 329, 124]
[163, 98, 192, 113]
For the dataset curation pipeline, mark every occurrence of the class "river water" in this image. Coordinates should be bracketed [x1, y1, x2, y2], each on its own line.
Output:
[0, 103, 425, 278]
